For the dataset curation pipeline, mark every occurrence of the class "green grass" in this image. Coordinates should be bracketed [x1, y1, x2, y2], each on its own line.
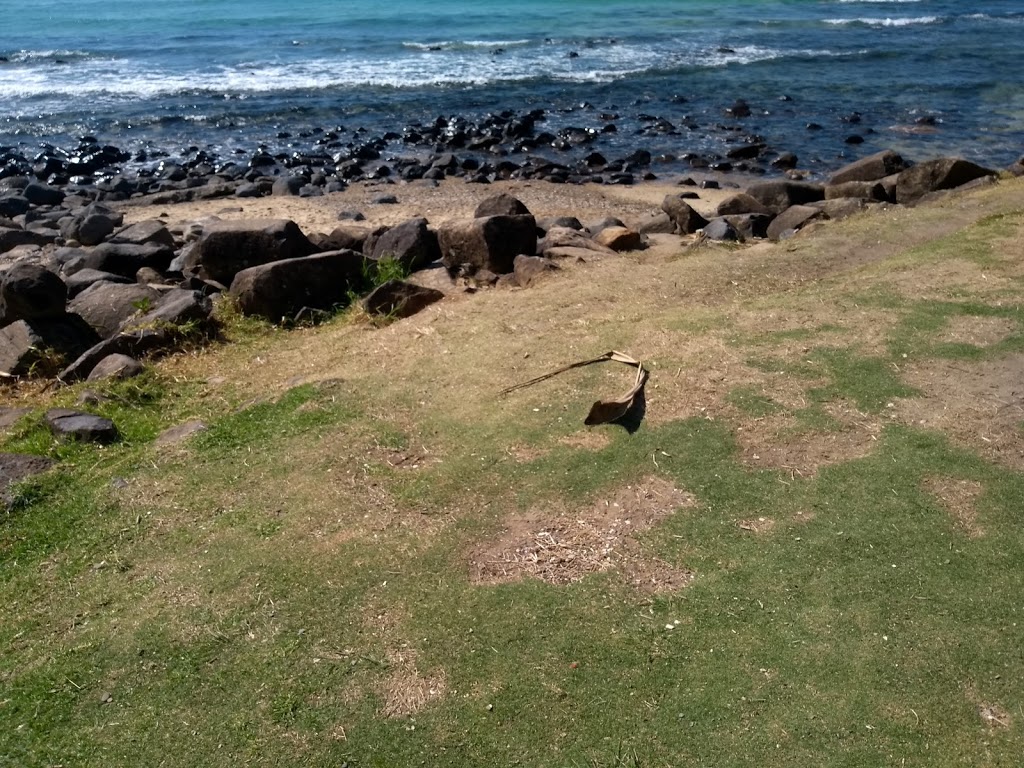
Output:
[3, 185, 1024, 767]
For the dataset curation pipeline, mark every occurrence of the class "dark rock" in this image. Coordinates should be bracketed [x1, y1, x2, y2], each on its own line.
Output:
[513, 254, 559, 287]
[186, 218, 318, 285]
[473, 193, 531, 218]
[537, 228, 615, 256]
[771, 153, 798, 170]
[586, 217, 626, 236]
[0, 226, 51, 254]
[229, 250, 366, 322]
[58, 328, 172, 382]
[86, 354, 144, 381]
[0, 453, 56, 509]
[22, 182, 65, 206]
[829, 150, 908, 185]
[361, 279, 444, 318]
[702, 218, 740, 242]
[69, 282, 160, 338]
[373, 194, 399, 205]
[0, 316, 100, 377]
[661, 195, 709, 235]
[369, 218, 441, 272]
[825, 181, 889, 202]
[437, 215, 537, 275]
[272, 176, 306, 196]
[122, 289, 214, 333]
[0, 263, 67, 324]
[895, 157, 998, 205]
[337, 209, 365, 221]
[109, 219, 176, 248]
[0, 195, 30, 218]
[724, 213, 772, 240]
[45, 409, 119, 444]
[537, 216, 584, 233]
[813, 197, 868, 221]
[726, 143, 764, 160]
[64, 268, 132, 297]
[82, 242, 174, 278]
[76, 213, 120, 246]
[745, 180, 825, 214]
[135, 267, 165, 285]
[313, 225, 370, 253]
[766, 205, 825, 241]
[635, 212, 675, 235]
[716, 193, 772, 216]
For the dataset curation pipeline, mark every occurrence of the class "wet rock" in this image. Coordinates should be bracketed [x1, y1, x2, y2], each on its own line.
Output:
[187, 218, 318, 285]
[361, 279, 444, 318]
[229, 250, 366, 322]
[45, 409, 119, 444]
[438, 215, 537, 275]
[86, 353, 144, 381]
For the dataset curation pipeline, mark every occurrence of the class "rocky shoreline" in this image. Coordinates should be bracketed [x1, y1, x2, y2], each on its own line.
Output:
[1, 135, 1023, 399]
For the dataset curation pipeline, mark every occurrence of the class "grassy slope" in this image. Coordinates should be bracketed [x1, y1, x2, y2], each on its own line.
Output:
[2, 179, 1024, 767]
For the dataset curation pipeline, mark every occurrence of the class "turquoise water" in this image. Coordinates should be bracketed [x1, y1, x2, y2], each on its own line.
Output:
[2, 0, 1022, 171]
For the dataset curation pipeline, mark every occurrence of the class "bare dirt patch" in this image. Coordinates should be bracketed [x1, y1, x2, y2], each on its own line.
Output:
[469, 477, 695, 589]
[965, 685, 1014, 729]
[921, 476, 985, 538]
[942, 315, 1017, 347]
[365, 608, 447, 719]
[895, 354, 1024, 470]
[558, 430, 612, 451]
[738, 517, 776, 534]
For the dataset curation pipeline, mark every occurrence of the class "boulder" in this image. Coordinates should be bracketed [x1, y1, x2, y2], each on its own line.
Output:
[593, 226, 642, 252]
[895, 158, 998, 204]
[58, 329, 172, 383]
[829, 150, 907, 185]
[766, 205, 825, 241]
[64, 268, 133, 298]
[310, 225, 370, 253]
[109, 219, 176, 248]
[586, 217, 626, 236]
[271, 176, 306, 196]
[69, 282, 160, 338]
[745, 181, 825, 214]
[703, 218, 741, 242]
[361, 280, 444, 319]
[723, 213, 772, 240]
[716, 193, 772, 216]
[45, 409, 119, 444]
[0, 195, 30, 218]
[825, 181, 888, 202]
[513, 254, 559, 287]
[473, 193, 531, 218]
[186, 218, 318, 285]
[0, 263, 68, 324]
[122, 289, 214, 333]
[661, 195, 709, 234]
[437, 215, 537, 275]
[82, 242, 175, 278]
[86, 353, 145, 381]
[537, 216, 583, 233]
[229, 250, 366, 322]
[0, 227, 52, 254]
[22, 182, 65, 207]
[538, 227, 615, 256]
[369, 217, 441, 271]
[812, 197, 868, 221]
[0, 316, 100, 377]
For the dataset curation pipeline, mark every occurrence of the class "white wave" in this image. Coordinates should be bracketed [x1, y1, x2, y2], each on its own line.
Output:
[836, 0, 922, 4]
[0, 41, 836, 102]
[3, 48, 99, 63]
[402, 39, 530, 51]
[824, 16, 940, 26]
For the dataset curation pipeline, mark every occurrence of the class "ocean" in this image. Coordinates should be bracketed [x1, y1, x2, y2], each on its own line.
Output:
[2, 0, 1022, 176]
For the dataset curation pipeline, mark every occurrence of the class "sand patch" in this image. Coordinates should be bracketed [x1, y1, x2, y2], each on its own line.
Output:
[921, 476, 985, 538]
[895, 354, 1024, 470]
[470, 477, 695, 589]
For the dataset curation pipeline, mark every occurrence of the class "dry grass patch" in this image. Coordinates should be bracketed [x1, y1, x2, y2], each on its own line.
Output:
[737, 516, 776, 534]
[365, 608, 448, 719]
[558, 430, 612, 451]
[921, 476, 985, 538]
[895, 353, 1024, 470]
[942, 315, 1017, 347]
[469, 477, 695, 589]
